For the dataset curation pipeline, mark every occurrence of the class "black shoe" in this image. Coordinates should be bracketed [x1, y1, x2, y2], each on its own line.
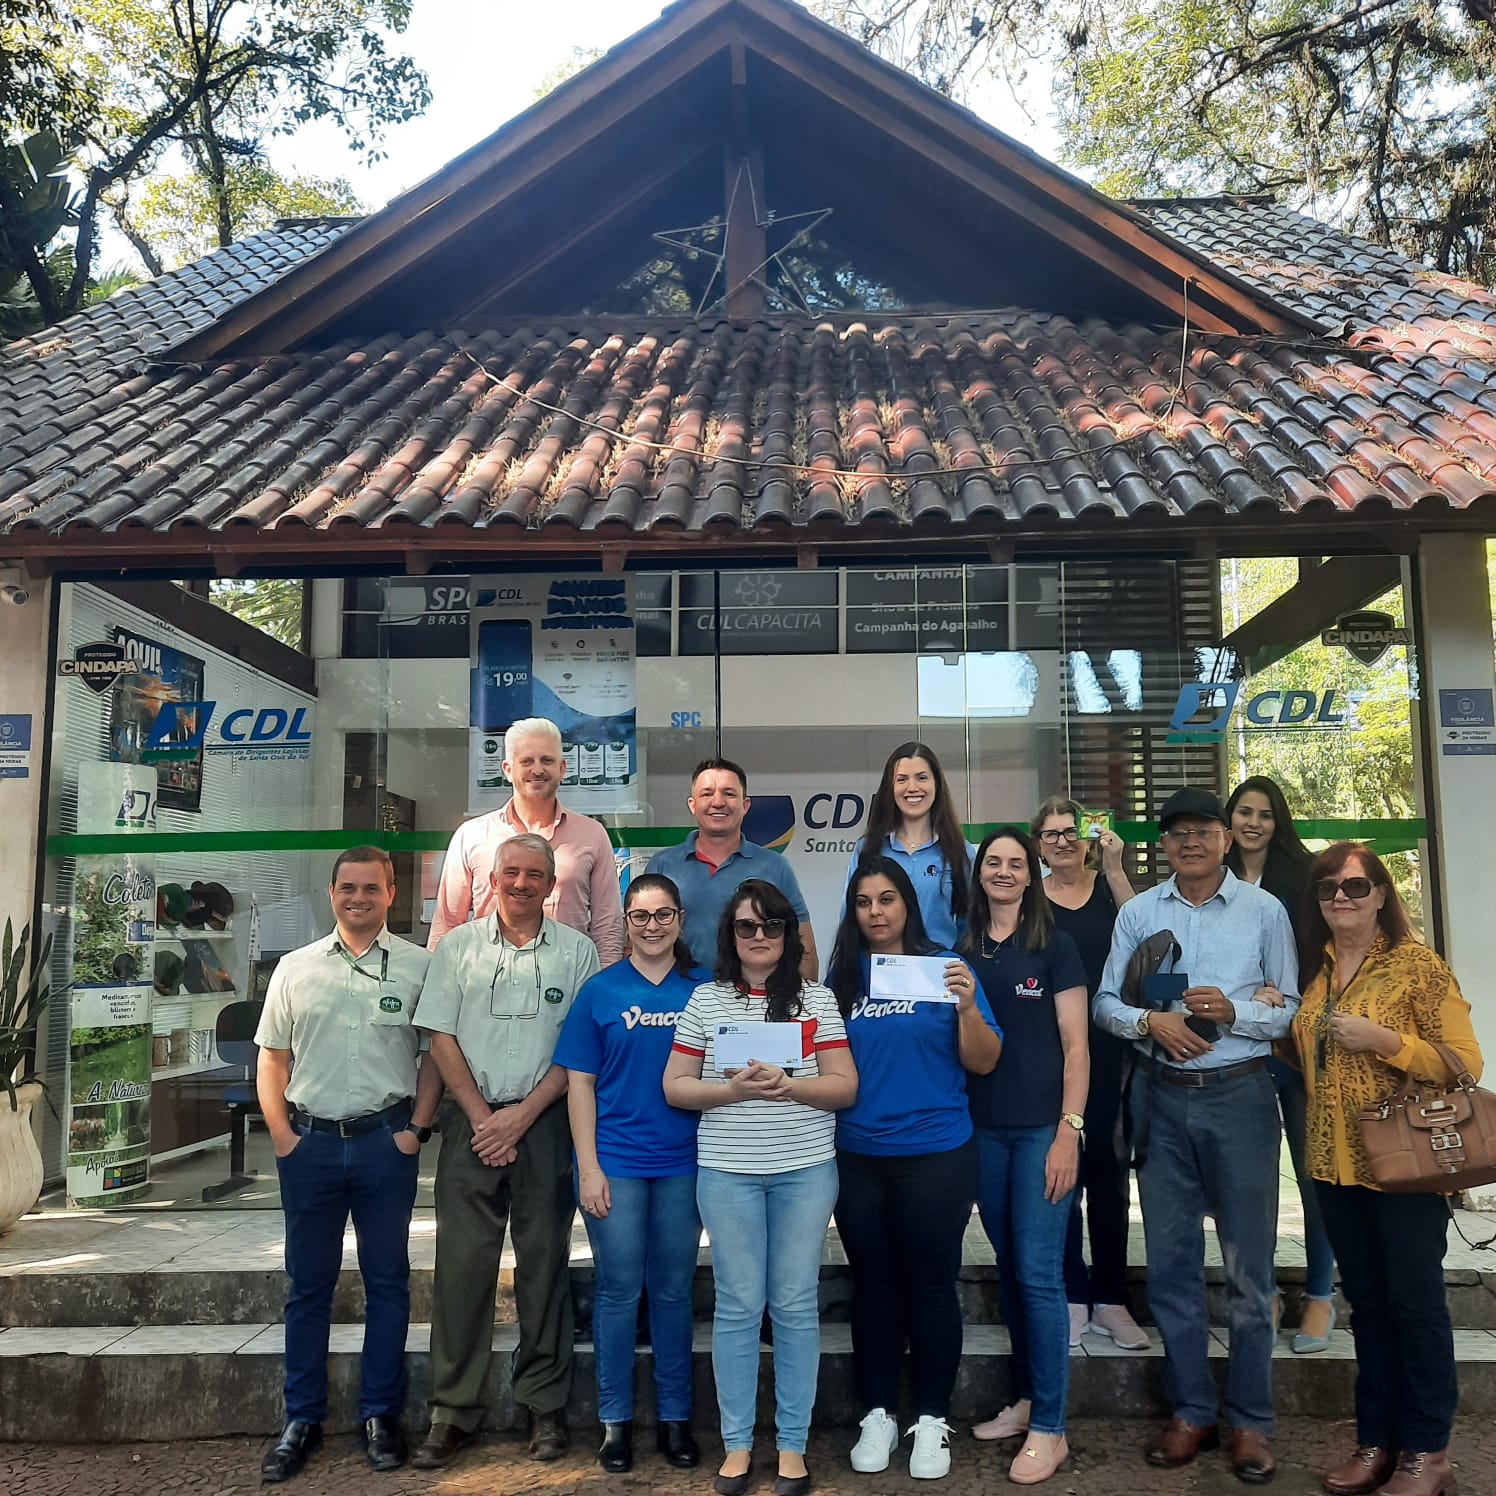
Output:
[775, 1466, 812, 1496]
[599, 1421, 633, 1472]
[713, 1460, 753, 1496]
[410, 1422, 476, 1470]
[360, 1416, 406, 1472]
[260, 1420, 322, 1484]
[528, 1408, 569, 1461]
[657, 1420, 700, 1468]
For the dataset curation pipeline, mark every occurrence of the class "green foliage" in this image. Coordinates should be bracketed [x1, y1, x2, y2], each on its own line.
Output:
[0, 0, 99, 139]
[1220, 557, 1423, 925]
[70, 870, 145, 987]
[1, 918, 53, 1111]
[131, 163, 362, 270]
[2, 1, 428, 323]
[208, 577, 306, 649]
[812, 0, 1496, 283]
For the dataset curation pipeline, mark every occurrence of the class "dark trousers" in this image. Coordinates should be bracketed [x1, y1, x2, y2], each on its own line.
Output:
[276, 1109, 419, 1423]
[1315, 1182, 1457, 1451]
[1063, 1031, 1131, 1306]
[429, 1097, 575, 1431]
[1134, 1066, 1280, 1433]
[834, 1140, 977, 1418]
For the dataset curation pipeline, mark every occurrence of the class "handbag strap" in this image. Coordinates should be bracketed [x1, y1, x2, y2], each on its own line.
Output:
[1428, 1039, 1480, 1089]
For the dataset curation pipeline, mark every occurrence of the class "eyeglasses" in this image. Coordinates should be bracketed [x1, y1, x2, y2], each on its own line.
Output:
[626, 907, 681, 928]
[489, 934, 542, 1019]
[1161, 825, 1222, 844]
[1038, 827, 1080, 845]
[1315, 877, 1374, 902]
[733, 918, 787, 940]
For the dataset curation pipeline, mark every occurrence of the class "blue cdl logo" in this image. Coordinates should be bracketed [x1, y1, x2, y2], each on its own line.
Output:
[1167, 683, 1347, 744]
[144, 702, 313, 759]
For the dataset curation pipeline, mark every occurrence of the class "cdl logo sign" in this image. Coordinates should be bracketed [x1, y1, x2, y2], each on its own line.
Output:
[144, 702, 313, 759]
[1167, 683, 1349, 744]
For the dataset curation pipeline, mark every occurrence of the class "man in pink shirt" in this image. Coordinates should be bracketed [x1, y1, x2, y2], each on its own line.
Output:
[428, 718, 624, 965]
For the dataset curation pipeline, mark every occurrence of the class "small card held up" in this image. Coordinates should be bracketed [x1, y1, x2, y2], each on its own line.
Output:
[715, 1021, 804, 1072]
[869, 952, 959, 1004]
[1079, 809, 1113, 839]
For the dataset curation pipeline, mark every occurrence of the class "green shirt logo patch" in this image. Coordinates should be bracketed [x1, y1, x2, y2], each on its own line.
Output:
[378, 995, 403, 1013]
[543, 986, 565, 1005]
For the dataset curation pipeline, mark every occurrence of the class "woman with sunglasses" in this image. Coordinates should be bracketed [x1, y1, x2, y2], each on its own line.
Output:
[1291, 845, 1480, 1496]
[963, 828, 1088, 1486]
[826, 856, 1003, 1482]
[664, 879, 858, 1496]
[1026, 797, 1144, 1356]
[554, 873, 709, 1474]
[846, 741, 975, 949]
[1224, 776, 1338, 1355]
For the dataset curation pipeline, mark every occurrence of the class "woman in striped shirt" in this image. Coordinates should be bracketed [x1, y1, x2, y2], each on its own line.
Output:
[664, 879, 859, 1496]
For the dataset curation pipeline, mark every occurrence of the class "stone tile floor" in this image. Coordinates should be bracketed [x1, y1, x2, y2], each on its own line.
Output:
[3, 1420, 1493, 1496]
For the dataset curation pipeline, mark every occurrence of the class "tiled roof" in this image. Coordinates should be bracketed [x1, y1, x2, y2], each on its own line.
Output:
[0, 218, 353, 367]
[1137, 198, 1496, 354]
[6, 300, 1496, 551]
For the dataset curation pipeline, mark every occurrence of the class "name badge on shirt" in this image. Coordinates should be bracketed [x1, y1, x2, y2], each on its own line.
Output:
[379, 995, 403, 1013]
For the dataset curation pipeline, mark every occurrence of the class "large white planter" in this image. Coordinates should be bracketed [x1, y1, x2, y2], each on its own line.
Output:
[0, 1080, 44, 1234]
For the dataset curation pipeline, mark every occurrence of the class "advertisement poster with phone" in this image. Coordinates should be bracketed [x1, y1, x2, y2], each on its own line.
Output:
[107, 626, 206, 812]
[468, 576, 637, 815]
[67, 762, 155, 1205]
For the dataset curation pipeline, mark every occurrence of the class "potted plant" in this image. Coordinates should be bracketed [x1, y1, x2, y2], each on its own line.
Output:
[0, 918, 52, 1233]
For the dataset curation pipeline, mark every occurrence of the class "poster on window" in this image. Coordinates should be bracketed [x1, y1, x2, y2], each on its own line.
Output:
[468, 577, 637, 815]
[67, 762, 155, 1205]
[108, 625, 206, 812]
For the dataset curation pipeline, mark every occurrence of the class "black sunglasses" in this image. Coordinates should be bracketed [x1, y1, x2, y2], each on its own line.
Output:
[1315, 877, 1374, 902]
[733, 918, 787, 939]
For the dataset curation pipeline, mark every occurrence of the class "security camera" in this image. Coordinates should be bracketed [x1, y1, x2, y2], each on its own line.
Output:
[0, 584, 26, 606]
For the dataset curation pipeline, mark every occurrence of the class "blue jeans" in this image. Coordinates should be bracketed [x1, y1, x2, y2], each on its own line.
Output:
[1268, 1058, 1336, 1300]
[974, 1124, 1073, 1436]
[696, 1161, 839, 1454]
[276, 1113, 418, 1422]
[1134, 1065, 1280, 1433]
[580, 1171, 701, 1423]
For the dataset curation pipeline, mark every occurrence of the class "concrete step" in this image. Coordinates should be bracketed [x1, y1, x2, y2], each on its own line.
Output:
[5, 1256, 1496, 1331]
[8, 1322, 1496, 1442]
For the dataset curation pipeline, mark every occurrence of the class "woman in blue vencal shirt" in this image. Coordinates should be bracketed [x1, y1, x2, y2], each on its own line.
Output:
[844, 742, 976, 949]
[554, 873, 707, 1476]
[962, 828, 1089, 1487]
[826, 856, 1003, 1483]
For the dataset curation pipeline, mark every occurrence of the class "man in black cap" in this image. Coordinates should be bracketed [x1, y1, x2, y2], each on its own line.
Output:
[1093, 788, 1299, 1485]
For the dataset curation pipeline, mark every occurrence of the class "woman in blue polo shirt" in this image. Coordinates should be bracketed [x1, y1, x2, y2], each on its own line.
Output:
[554, 873, 706, 1475]
[963, 828, 1088, 1487]
[827, 856, 1003, 1483]
[845, 741, 975, 949]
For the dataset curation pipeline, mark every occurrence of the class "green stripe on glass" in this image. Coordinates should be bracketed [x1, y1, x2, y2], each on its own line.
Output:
[46, 819, 1427, 858]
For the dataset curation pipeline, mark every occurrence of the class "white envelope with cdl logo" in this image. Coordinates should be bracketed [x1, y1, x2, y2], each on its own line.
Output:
[869, 952, 958, 1004]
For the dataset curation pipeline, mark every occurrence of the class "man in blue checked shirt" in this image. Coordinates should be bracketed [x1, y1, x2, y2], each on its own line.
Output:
[1093, 788, 1298, 1487]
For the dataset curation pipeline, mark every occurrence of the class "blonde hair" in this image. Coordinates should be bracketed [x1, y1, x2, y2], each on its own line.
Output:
[504, 717, 563, 762]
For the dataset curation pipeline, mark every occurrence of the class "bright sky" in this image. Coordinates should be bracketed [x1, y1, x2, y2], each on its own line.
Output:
[260, 0, 1063, 215]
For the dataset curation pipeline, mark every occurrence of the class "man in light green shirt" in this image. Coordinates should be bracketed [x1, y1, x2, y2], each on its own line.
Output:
[413, 833, 600, 1470]
[255, 846, 441, 1485]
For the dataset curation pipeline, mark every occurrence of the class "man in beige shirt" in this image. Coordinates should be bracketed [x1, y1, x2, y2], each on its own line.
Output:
[412, 833, 600, 1470]
[254, 846, 441, 1485]
[428, 716, 624, 965]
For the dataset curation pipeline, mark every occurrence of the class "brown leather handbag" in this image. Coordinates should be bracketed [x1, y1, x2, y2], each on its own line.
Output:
[1358, 1041, 1496, 1194]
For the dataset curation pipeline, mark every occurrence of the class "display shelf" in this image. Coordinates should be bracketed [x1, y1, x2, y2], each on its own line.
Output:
[150, 1058, 233, 1082]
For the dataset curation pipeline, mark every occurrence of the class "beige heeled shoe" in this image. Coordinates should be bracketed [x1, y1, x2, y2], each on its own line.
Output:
[1009, 1432, 1069, 1485]
[973, 1400, 1031, 1441]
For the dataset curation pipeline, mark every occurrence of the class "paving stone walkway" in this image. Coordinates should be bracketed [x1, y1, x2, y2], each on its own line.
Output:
[4, 1419, 1493, 1496]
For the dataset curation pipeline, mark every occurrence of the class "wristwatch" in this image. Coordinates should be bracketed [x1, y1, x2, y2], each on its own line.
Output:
[404, 1124, 433, 1144]
[1061, 1113, 1084, 1133]
[1135, 1008, 1152, 1038]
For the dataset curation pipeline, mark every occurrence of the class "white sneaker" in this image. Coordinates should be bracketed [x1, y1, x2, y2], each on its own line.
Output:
[1090, 1302, 1150, 1350]
[907, 1416, 953, 1480]
[850, 1407, 899, 1473]
[1067, 1302, 1090, 1346]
